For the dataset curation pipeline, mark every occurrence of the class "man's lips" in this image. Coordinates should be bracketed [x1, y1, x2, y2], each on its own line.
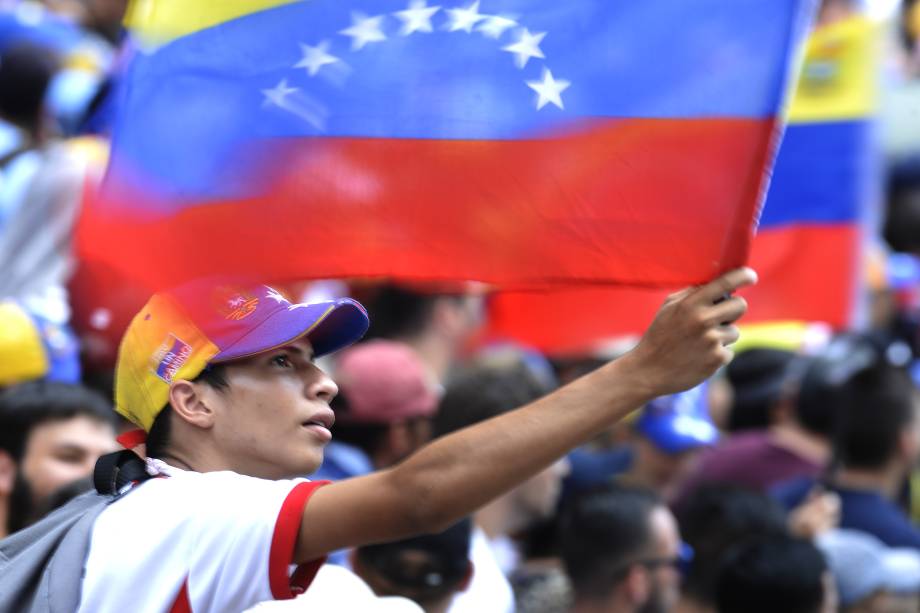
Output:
[302, 407, 335, 430]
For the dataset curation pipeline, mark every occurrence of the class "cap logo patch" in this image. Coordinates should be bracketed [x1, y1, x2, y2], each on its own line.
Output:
[214, 287, 260, 320]
[151, 334, 192, 382]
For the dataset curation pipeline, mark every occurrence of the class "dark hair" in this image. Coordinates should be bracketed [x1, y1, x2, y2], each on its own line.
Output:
[560, 484, 662, 601]
[356, 518, 472, 604]
[0, 42, 59, 134]
[677, 484, 788, 605]
[434, 362, 549, 437]
[0, 381, 115, 461]
[715, 535, 827, 613]
[834, 363, 917, 470]
[884, 172, 920, 253]
[327, 391, 389, 457]
[145, 365, 229, 459]
[364, 285, 464, 341]
[725, 349, 796, 432]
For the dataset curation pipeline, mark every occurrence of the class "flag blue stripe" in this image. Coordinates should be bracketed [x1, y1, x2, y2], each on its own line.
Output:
[758, 120, 871, 228]
[111, 0, 813, 202]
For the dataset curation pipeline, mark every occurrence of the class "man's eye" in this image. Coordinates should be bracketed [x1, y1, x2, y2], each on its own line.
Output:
[271, 354, 293, 368]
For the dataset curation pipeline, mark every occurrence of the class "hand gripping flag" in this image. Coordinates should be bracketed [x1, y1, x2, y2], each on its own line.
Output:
[78, 0, 815, 290]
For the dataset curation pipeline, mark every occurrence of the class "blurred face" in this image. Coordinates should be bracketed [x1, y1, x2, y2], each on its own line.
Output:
[204, 338, 339, 479]
[639, 506, 682, 613]
[20, 415, 117, 503]
[513, 458, 569, 526]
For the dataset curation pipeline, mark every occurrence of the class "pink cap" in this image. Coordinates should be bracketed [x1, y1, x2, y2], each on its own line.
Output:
[334, 340, 438, 423]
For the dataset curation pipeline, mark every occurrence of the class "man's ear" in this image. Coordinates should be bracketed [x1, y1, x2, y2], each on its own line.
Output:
[0, 450, 15, 497]
[167, 379, 218, 430]
[624, 565, 650, 607]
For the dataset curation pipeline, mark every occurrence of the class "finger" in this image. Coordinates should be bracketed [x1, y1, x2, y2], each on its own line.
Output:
[716, 325, 741, 346]
[704, 296, 748, 327]
[694, 267, 758, 305]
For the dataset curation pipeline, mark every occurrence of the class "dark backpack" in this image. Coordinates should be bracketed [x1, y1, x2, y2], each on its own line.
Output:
[0, 450, 152, 612]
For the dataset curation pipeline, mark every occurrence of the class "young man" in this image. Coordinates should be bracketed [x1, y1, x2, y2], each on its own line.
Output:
[561, 484, 685, 613]
[78, 268, 754, 611]
[0, 381, 117, 538]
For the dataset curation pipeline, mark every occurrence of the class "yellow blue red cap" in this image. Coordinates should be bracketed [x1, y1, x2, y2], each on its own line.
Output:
[115, 281, 368, 430]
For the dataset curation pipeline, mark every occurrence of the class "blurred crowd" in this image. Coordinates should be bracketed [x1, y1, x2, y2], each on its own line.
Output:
[6, 0, 920, 612]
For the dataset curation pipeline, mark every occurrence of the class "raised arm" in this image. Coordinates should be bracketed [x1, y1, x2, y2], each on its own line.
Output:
[296, 268, 756, 563]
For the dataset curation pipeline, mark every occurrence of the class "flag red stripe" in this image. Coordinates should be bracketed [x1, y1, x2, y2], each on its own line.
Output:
[81, 117, 776, 290]
[484, 224, 860, 355]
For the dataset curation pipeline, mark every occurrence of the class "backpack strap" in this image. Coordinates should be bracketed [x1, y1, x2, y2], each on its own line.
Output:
[93, 450, 152, 496]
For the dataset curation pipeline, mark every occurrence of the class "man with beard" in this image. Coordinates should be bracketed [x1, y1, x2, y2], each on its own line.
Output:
[562, 484, 685, 613]
[0, 380, 118, 537]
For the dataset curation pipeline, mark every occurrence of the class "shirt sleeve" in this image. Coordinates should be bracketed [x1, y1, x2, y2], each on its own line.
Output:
[180, 472, 329, 612]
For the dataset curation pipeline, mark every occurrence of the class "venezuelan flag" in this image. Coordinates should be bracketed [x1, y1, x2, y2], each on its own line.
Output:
[484, 14, 877, 354]
[78, 0, 814, 291]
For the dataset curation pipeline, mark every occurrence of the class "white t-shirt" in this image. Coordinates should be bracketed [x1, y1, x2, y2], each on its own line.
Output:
[447, 527, 515, 613]
[78, 459, 327, 613]
[246, 564, 423, 612]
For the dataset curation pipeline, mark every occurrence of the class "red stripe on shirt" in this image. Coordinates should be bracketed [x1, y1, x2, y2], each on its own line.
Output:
[269, 480, 329, 599]
[168, 579, 192, 613]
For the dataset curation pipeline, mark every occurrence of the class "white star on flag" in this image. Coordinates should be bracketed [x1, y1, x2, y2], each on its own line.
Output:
[503, 28, 546, 69]
[476, 15, 517, 39]
[261, 78, 298, 108]
[294, 40, 340, 76]
[393, 0, 440, 35]
[340, 12, 387, 51]
[527, 68, 570, 110]
[445, 1, 483, 33]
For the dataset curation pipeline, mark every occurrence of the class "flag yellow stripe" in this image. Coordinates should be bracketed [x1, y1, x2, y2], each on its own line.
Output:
[125, 0, 300, 46]
[787, 16, 877, 123]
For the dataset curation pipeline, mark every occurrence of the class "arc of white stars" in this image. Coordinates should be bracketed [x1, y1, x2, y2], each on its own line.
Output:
[294, 40, 340, 76]
[445, 1, 483, 33]
[476, 15, 517, 39]
[526, 68, 570, 110]
[261, 78, 298, 109]
[339, 12, 387, 51]
[393, 0, 440, 35]
[502, 28, 546, 69]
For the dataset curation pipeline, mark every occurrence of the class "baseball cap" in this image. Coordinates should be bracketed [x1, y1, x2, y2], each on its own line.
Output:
[334, 340, 438, 424]
[635, 382, 719, 454]
[0, 300, 81, 386]
[115, 280, 369, 430]
[817, 529, 920, 605]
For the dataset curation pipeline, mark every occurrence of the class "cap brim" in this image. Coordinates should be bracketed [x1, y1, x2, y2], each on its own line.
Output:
[211, 298, 368, 362]
[637, 414, 719, 454]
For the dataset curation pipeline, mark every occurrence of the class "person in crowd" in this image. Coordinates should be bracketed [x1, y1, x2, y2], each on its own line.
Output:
[0, 380, 117, 537]
[353, 519, 473, 613]
[0, 298, 81, 387]
[817, 529, 920, 613]
[362, 283, 484, 385]
[676, 484, 790, 613]
[561, 483, 685, 613]
[315, 339, 439, 482]
[433, 358, 568, 613]
[722, 347, 798, 432]
[618, 382, 719, 500]
[40, 267, 751, 611]
[715, 534, 836, 613]
[773, 357, 920, 549]
[673, 343, 846, 507]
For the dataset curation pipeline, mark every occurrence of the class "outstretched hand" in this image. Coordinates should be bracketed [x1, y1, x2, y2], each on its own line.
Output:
[621, 267, 757, 398]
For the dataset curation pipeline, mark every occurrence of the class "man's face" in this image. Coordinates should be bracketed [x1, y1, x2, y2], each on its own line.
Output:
[203, 338, 339, 480]
[514, 458, 569, 526]
[637, 506, 682, 613]
[20, 415, 117, 503]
